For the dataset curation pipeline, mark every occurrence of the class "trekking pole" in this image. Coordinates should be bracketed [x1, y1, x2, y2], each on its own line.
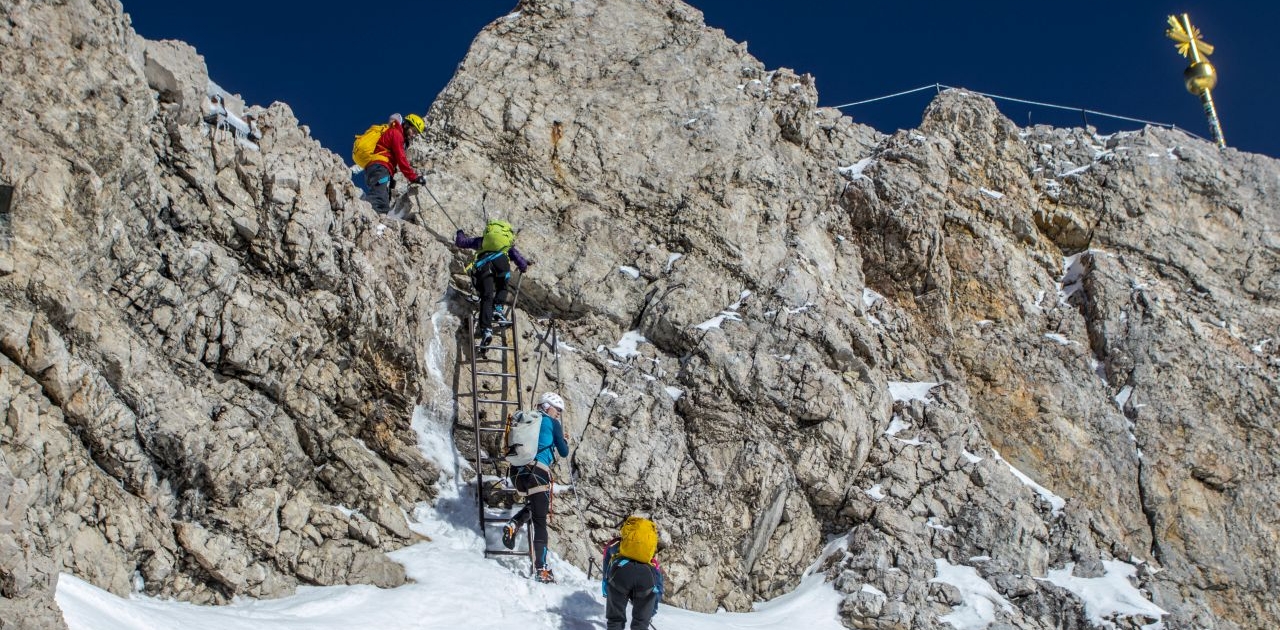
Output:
[420, 182, 461, 231]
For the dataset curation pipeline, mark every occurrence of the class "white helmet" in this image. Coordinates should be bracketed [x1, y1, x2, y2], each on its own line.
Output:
[539, 392, 565, 412]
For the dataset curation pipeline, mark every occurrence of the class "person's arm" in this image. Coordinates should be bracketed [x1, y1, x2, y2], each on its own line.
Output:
[385, 126, 420, 182]
[455, 231, 482, 249]
[508, 246, 531, 272]
[552, 418, 569, 457]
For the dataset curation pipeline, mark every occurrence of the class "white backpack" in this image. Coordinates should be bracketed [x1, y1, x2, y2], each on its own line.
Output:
[504, 410, 544, 466]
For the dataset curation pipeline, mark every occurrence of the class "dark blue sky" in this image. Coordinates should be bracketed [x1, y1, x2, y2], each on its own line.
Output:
[121, 1, 1279, 159]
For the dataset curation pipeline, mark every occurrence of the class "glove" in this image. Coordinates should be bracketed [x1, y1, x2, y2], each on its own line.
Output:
[456, 229, 465, 241]
[409, 177, 423, 187]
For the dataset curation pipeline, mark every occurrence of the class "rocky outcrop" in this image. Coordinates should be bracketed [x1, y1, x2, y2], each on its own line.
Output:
[1, 1, 451, 626]
[414, 0, 1278, 627]
[1, 0, 1277, 628]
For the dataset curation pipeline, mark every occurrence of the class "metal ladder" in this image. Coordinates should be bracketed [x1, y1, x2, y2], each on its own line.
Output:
[460, 299, 535, 561]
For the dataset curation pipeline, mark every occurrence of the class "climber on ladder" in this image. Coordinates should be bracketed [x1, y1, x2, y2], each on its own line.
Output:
[502, 392, 569, 583]
[455, 220, 532, 348]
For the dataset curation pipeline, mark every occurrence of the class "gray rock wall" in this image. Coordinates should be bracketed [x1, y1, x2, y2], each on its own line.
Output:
[0, 0, 1276, 628]
[1, 0, 452, 626]
[413, 0, 1278, 626]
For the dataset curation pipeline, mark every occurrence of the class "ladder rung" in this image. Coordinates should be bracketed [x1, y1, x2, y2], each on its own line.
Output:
[484, 549, 531, 557]
[479, 427, 506, 433]
[477, 398, 521, 405]
[456, 424, 506, 431]
[476, 344, 516, 351]
[476, 371, 518, 377]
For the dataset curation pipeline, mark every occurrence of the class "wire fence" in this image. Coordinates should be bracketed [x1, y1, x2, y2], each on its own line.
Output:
[830, 83, 1205, 141]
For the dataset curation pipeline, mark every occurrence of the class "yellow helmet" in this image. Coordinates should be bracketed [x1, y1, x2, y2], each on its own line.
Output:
[405, 113, 425, 133]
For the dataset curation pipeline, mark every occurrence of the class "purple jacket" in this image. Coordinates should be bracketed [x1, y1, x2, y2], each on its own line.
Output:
[455, 230, 530, 272]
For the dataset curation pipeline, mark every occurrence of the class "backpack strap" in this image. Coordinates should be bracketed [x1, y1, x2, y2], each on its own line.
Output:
[467, 250, 506, 273]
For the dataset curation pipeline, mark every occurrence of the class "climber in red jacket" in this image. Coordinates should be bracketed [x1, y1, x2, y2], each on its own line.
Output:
[363, 113, 425, 214]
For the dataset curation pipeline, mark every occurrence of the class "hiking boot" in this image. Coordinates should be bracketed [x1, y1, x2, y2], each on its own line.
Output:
[493, 307, 511, 327]
[501, 520, 518, 550]
[477, 328, 493, 348]
[534, 567, 555, 583]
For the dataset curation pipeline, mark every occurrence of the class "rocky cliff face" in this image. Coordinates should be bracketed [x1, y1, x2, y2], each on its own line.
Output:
[2, 0, 1277, 629]
[1, 1, 454, 627]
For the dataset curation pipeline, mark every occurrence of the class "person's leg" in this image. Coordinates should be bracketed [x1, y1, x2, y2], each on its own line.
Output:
[504, 467, 534, 549]
[608, 562, 657, 630]
[528, 489, 550, 568]
[475, 267, 496, 334]
[605, 582, 629, 630]
[363, 163, 391, 213]
[628, 578, 658, 630]
[492, 254, 511, 310]
[491, 255, 512, 324]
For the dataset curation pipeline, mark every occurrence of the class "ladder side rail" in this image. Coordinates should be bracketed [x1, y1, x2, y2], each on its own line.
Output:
[468, 313, 486, 532]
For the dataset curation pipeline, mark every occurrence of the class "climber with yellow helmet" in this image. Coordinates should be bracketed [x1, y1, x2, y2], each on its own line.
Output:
[352, 112, 427, 214]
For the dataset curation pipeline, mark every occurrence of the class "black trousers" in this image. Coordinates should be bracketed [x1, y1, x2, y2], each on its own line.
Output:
[511, 465, 550, 568]
[473, 253, 511, 333]
[606, 561, 659, 630]
[363, 163, 391, 213]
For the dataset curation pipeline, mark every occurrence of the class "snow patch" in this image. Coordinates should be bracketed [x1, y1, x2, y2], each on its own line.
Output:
[930, 559, 1014, 630]
[838, 157, 874, 180]
[695, 291, 750, 331]
[862, 287, 884, 309]
[860, 583, 887, 598]
[978, 187, 1004, 199]
[1058, 164, 1091, 178]
[888, 381, 940, 403]
[664, 386, 683, 401]
[1114, 385, 1133, 410]
[926, 517, 955, 533]
[608, 330, 647, 359]
[884, 416, 910, 436]
[993, 449, 1066, 516]
[618, 266, 641, 279]
[1043, 561, 1167, 627]
[865, 484, 886, 501]
[1059, 251, 1094, 304]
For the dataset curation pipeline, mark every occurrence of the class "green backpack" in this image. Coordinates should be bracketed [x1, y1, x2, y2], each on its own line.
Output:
[481, 220, 515, 253]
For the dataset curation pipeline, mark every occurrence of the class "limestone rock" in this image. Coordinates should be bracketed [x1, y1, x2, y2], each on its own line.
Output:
[143, 39, 209, 126]
[413, 0, 1278, 625]
[1, 0, 443, 617]
[1, 0, 1277, 628]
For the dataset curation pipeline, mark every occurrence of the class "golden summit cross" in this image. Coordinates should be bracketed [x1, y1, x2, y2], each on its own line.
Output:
[1166, 13, 1225, 149]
